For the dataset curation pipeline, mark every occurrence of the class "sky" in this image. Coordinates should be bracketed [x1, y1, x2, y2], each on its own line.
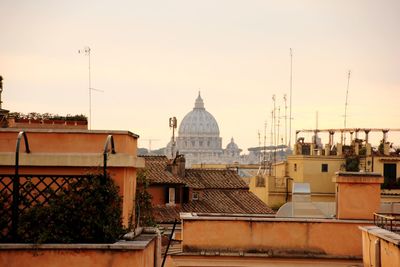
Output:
[1, 0, 399, 152]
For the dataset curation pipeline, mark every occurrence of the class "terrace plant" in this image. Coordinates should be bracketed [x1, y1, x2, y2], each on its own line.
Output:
[16, 173, 124, 244]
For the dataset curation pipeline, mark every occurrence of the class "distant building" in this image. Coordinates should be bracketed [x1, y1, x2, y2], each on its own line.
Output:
[249, 128, 400, 208]
[165, 93, 243, 167]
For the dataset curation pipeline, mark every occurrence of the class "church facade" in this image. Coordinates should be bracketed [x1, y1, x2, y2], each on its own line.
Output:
[166, 93, 242, 167]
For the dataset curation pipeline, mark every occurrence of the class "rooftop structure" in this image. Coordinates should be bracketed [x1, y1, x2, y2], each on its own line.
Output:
[249, 128, 400, 208]
[139, 155, 274, 224]
[165, 172, 391, 266]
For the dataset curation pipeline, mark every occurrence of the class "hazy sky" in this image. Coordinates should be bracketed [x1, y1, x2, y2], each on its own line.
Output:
[1, 0, 399, 151]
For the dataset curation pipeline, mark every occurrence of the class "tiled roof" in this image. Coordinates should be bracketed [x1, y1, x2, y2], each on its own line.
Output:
[184, 169, 248, 189]
[153, 189, 274, 223]
[184, 190, 274, 214]
[153, 205, 181, 224]
[139, 155, 185, 184]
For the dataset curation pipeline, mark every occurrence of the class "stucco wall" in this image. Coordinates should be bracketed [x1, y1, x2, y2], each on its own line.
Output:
[360, 226, 400, 267]
[149, 186, 167, 205]
[0, 130, 143, 227]
[0, 239, 156, 267]
[182, 216, 370, 258]
[0, 240, 156, 267]
[0, 130, 137, 155]
[287, 156, 343, 194]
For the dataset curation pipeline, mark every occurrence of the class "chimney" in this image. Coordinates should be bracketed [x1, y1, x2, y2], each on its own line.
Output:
[333, 171, 383, 220]
[168, 154, 186, 178]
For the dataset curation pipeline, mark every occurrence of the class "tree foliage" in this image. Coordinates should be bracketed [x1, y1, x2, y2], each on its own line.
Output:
[135, 170, 155, 228]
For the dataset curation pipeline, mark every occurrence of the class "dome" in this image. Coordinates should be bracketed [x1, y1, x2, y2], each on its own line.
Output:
[178, 92, 220, 136]
[226, 137, 239, 150]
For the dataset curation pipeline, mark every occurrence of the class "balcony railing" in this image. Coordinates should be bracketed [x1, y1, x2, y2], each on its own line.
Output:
[373, 213, 400, 233]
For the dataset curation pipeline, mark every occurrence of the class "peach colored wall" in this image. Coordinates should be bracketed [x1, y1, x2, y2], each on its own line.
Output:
[0, 242, 155, 267]
[0, 130, 140, 227]
[182, 219, 370, 257]
[0, 131, 137, 155]
[334, 174, 383, 220]
[167, 255, 362, 267]
[148, 186, 166, 206]
[361, 227, 400, 267]
[336, 183, 381, 220]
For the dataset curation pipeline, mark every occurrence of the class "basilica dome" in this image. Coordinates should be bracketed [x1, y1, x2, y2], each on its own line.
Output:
[178, 93, 220, 137]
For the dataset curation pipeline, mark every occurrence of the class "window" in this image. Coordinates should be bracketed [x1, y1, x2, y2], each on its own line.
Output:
[192, 191, 199, 200]
[294, 164, 297, 172]
[168, 187, 175, 204]
[321, 164, 328, 172]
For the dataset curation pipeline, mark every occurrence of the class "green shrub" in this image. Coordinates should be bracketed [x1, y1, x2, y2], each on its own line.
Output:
[0, 191, 11, 236]
[345, 156, 360, 172]
[17, 173, 124, 243]
[135, 170, 155, 228]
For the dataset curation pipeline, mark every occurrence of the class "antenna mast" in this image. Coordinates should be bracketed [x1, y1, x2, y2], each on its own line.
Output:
[258, 130, 262, 166]
[344, 70, 351, 144]
[284, 94, 287, 146]
[169, 117, 177, 158]
[289, 48, 293, 148]
[263, 121, 267, 171]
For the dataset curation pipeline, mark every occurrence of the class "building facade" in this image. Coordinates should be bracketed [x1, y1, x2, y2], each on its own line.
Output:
[165, 93, 242, 167]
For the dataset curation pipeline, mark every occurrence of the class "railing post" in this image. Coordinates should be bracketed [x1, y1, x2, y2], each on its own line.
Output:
[11, 131, 30, 241]
[103, 135, 115, 183]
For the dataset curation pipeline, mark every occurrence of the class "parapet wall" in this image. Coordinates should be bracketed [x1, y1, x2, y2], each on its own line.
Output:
[181, 214, 371, 259]
[0, 236, 157, 267]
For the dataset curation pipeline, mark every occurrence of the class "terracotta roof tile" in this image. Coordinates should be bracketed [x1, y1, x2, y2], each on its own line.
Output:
[183, 190, 274, 214]
[153, 189, 274, 223]
[184, 169, 248, 189]
[153, 205, 181, 223]
[139, 155, 185, 184]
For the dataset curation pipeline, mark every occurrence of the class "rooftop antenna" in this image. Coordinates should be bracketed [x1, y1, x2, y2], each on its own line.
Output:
[277, 106, 281, 146]
[79, 46, 104, 130]
[263, 121, 267, 173]
[258, 130, 262, 163]
[257, 130, 262, 175]
[284, 94, 287, 146]
[0, 76, 3, 109]
[269, 110, 273, 176]
[169, 117, 177, 158]
[344, 70, 351, 144]
[289, 48, 293, 148]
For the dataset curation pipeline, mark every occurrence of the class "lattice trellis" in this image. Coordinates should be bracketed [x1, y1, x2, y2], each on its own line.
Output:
[0, 174, 92, 242]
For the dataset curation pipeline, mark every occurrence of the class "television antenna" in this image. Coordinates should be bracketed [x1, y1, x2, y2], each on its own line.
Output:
[289, 48, 293, 148]
[79, 46, 104, 129]
[344, 70, 351, 144]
